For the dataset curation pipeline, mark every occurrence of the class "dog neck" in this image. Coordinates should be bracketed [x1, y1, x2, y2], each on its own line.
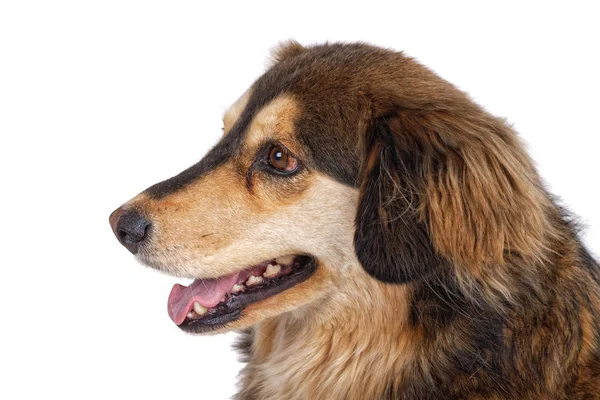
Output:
[235, 265, 417, 400]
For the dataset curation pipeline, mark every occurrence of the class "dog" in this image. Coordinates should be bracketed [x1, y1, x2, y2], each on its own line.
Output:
[110, 41, 600, 399]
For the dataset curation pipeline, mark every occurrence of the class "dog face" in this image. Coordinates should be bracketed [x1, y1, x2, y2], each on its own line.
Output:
[110, 42, 369, 333]
[110, 41, 551, 334]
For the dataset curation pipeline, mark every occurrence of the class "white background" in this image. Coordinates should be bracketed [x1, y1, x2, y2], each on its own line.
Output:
[1, 1, 599, 399]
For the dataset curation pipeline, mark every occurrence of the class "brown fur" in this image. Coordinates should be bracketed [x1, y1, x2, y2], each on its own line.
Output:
[112, 42, 600, 399]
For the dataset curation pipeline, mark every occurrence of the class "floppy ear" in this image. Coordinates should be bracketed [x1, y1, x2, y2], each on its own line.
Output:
[354, 109, 551, 283]
[354, 114, 445, 283]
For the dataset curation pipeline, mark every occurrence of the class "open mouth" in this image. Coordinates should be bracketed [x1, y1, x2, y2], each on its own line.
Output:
[167, 255, 317, 333]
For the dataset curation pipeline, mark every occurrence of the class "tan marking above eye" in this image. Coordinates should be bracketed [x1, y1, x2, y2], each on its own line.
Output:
[243, 95, 300, 149]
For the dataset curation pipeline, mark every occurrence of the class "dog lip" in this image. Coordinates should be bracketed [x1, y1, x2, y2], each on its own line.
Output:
[178, 255, 317, 334]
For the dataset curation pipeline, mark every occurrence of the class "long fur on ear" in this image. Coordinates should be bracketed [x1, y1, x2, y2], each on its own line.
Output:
[355, 106, 555, 283]
[354, 115, 446, 283]
[403, 109, 554, 272]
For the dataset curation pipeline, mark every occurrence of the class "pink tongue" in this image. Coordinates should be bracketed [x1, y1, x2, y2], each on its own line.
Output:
[167, 272, 239, 325]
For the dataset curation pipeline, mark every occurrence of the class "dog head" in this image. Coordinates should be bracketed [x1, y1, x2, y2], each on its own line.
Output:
[110, 41, 551, 333]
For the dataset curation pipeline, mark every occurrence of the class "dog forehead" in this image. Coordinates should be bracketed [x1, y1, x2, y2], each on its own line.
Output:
[246, 51, 366, 186]
[145, 46, 369, 199]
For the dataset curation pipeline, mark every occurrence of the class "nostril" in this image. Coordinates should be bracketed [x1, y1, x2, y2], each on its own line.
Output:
[110, 208, 151, 254]
[118, 211, 151, 243]
[118, 229, 133, 244]
[118, 222, 149, 244]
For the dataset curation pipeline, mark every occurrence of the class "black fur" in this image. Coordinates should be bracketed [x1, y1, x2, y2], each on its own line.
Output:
[354, 115, 445, 283]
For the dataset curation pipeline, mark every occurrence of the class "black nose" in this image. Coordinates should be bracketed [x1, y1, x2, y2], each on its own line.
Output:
[109, 208, 151, 254]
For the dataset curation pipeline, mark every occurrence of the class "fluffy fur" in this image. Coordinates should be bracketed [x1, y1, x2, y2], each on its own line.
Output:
[112, 41, 600, 399]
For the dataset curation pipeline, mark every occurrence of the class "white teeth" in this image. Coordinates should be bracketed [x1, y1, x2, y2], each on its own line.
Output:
[263, 263, 281, 278]
[275, 255, 295, 265]
[193, 301, 208, 316]
[246, 275, 264, 287]
[187, 311, 195, 319]
[232, 284, 245, 293]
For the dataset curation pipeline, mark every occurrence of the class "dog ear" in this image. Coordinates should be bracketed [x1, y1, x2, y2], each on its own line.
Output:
[354, 109, 551, 283]
[354, 114, 444, 283]
[267, 40, 305, 66]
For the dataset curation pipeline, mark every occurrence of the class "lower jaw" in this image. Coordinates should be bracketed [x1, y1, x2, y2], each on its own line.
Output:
[179, 256, 318, 334]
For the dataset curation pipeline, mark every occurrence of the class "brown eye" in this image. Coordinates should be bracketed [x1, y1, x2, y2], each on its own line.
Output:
[268, 146, 299, 172]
